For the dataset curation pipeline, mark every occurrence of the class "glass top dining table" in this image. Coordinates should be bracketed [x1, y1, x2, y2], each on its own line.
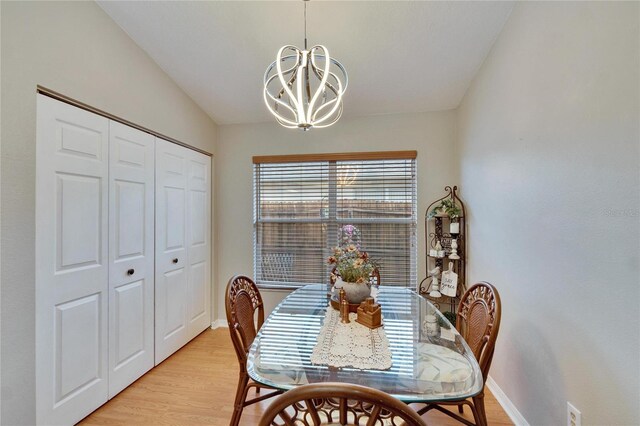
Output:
[247, 284, 483, 403]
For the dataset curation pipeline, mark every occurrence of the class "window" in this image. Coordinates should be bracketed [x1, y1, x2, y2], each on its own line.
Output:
[253, 151, 417, 289]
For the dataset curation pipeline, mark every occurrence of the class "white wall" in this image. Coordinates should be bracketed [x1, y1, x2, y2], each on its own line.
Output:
[215, 111, 457, 319]
[0, 2, 217, 424]
[456, 2, 639, 425]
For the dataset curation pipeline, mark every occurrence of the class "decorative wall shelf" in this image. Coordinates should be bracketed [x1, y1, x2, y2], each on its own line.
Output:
[419, 186, 466, 315]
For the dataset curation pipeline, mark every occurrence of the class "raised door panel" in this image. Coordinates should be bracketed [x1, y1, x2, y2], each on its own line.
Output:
[115, 181, 145, 259]
[113, 280, 145, 365]
[36, 95, 109, 425]
[188, 261, 207, 324]
[162, 268, 187, 337]
[108, 121, 155, 398]
[165, 186, 186, 251]
[56, 173, 102, 271]
[55, 294, 102, 404]
[155, 138, 189, 364]
[186, 152, 211, 338]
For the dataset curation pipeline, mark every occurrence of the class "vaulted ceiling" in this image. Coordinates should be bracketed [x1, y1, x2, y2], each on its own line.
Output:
[98, 1, 514, 125]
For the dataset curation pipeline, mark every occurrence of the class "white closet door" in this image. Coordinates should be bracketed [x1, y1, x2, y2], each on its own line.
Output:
[155, 138, 190, 364]
[108, 122, 155, 397]
[36, 95, 109, 425]
[155, 139, 211, 363]
[186, 150, 211, 339]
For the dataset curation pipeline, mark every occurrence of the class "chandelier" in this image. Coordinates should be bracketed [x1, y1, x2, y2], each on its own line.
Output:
[263, 1, 348, 131]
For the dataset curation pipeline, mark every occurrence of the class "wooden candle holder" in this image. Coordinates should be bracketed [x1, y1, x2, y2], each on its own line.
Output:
[356, 297, 383, 329]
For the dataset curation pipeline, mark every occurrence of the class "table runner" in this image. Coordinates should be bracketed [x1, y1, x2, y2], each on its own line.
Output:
[310, 306, 392, 370]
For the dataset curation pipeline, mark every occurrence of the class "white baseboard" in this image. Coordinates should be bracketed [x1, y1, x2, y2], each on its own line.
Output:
[210, 319, 228, 329]
[486, 376, 529, 426]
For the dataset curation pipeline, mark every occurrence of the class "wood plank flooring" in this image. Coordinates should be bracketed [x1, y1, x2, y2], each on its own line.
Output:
[80, 328, 513, 425]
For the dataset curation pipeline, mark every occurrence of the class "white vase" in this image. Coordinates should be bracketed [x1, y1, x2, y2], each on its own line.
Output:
[335, 277, 371, 304]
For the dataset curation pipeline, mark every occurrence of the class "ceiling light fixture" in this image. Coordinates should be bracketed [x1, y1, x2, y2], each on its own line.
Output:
[263, 0, 348, 131]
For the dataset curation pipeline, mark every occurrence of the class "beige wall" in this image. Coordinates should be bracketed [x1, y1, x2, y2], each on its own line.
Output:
[0, 2, 217, 424]
[456, 2, 639, 425]
[215, 111, 457, 319]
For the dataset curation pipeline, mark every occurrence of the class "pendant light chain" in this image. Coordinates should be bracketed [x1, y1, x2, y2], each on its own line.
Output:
[304, 1, 308, 50]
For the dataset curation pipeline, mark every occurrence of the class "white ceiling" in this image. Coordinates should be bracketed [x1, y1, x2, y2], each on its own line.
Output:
[98, 1, 514, 125]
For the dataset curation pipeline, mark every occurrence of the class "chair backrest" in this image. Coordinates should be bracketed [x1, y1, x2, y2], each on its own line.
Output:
[261, 252, 294, 282]
[259, 382, 427, 426]
[330, 266, 338, 284]
[456, 282, 501, 382]
[225, 275, 265, 370]
[330, 266, 381, 286]
[370, 268, 380, 287]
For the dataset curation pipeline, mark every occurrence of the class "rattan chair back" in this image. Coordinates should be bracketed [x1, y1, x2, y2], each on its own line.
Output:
[225, 275, 265, 368]
[456, 282, 502, 381]
[370, 268, 380, 287]
[259, 382, 427, 426]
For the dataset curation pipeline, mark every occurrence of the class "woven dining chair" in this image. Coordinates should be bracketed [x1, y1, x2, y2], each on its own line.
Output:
[416, 282, 501, 426]
[259, 382, 428, 426]
[225, 275, 283, 426]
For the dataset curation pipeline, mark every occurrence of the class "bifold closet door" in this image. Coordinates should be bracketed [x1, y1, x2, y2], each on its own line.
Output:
[185, 147, 212, 340]
[36, 95, 109, 425]
[155, 139, 189, 363]
[108, 121, 155, 398]
[155, 138, 211, 364]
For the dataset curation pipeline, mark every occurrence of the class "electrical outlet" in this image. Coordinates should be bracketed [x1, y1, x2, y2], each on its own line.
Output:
[567, 402, 581, 426]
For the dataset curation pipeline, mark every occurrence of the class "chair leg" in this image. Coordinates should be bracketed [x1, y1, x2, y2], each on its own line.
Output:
[472, 393, 487, 426]
[230, 373, 250, 426]
[458, 404, 464, 414]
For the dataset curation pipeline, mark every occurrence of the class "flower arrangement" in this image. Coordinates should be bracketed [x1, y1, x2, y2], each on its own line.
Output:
[328, 225, 377, 284]
[327, 225, 378, 284]
[327, 244, 377, 284]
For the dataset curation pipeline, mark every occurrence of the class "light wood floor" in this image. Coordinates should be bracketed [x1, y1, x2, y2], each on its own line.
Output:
[80, 328, 513, 425]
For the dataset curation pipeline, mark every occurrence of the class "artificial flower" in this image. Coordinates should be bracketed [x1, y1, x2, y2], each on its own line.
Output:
[329, 232, 378, 284]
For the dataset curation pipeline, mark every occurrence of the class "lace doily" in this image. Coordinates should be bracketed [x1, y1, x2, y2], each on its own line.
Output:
[310, 306, 392, 370]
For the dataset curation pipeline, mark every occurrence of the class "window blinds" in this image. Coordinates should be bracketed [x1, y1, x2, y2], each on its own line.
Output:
[254, 152, 417, 289]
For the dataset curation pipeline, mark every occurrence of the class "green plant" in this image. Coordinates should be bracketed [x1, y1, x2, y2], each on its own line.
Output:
[428, 198, 462, 220]
[442, 311, 457, 328]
